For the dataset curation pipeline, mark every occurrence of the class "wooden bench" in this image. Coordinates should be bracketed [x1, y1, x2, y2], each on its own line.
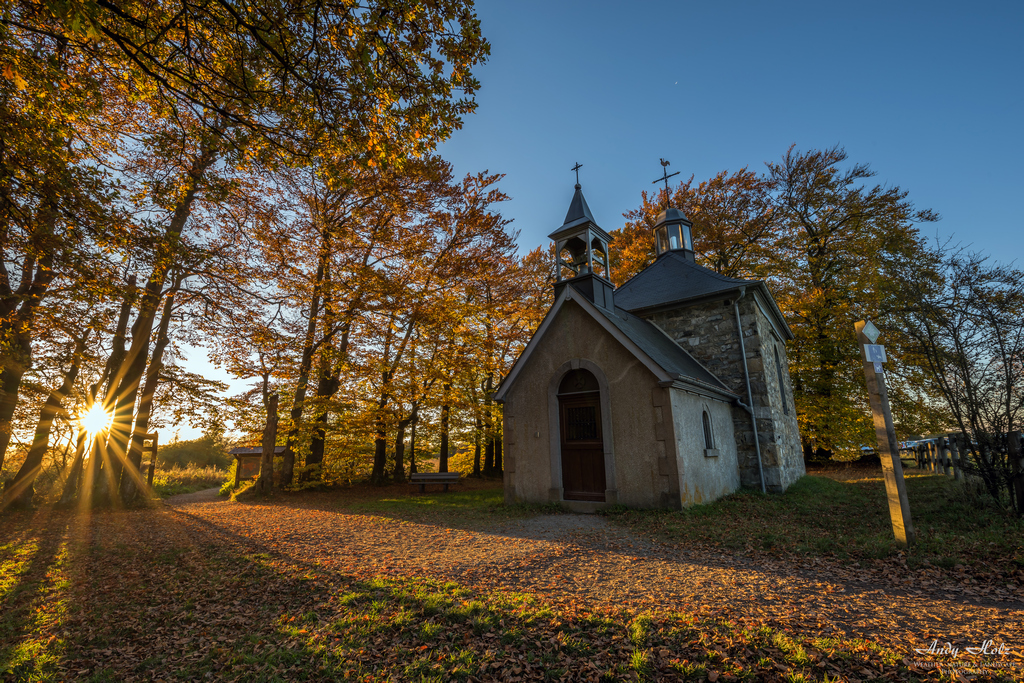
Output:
[409, 471, 462, 492]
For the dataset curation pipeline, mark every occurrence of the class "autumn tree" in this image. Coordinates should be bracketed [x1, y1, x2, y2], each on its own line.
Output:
[0, 17, 123, 472]
[611, 147, 939, 459]
[768, 146, 938, 457]
[898, 248, 1024, 512]
[3, 0, 491, 503]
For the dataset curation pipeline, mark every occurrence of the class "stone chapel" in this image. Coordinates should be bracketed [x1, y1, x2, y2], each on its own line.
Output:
[494, 180, 805, 511]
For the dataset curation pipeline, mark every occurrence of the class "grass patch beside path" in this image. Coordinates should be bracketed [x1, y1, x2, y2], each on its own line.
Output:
[0, 505, 990, 682]
[150, 464, 229, 498]
[604, 472, 1024, 571]
[342, 480, 564, 525]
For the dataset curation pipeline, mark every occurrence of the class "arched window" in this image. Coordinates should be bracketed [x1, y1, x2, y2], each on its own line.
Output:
[702, 410, 714, 450]
[775, 346, 789, 415]
[558, 369, 599, 394]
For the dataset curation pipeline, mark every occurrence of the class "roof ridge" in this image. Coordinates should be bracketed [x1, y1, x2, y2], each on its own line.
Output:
[663, 251, 751, 284]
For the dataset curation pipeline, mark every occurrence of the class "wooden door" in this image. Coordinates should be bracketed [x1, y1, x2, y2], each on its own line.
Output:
[559, 393, 606, 501]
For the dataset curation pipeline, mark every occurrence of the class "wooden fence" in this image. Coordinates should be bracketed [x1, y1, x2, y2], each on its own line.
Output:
[898, 432, 1024, 513]
[898, 436, 965, 481]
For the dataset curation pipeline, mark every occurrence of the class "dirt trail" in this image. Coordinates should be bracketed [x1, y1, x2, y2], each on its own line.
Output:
[165, 494, 1023, 657]
[163, 486, 221, 506]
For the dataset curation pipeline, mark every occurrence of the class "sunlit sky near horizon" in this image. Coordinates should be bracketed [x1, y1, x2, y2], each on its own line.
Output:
[177, 0, 1024, 440]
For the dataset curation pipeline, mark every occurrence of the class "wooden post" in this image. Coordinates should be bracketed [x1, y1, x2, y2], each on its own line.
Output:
[937, 437, 950, 477]
[855, 321, 915, 547]
[1008, 430, 1024, 515]
[146, 433, 158, 490]
[949, 435, 963, 481]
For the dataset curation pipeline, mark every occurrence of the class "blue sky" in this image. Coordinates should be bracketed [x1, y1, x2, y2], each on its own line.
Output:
[439, 0, 1023, 257]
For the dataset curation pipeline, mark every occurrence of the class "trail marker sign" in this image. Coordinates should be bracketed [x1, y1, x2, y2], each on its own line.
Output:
[855, 320, 915, 547]
[864, 344, 887, 363]
[861, 320, 881, 343]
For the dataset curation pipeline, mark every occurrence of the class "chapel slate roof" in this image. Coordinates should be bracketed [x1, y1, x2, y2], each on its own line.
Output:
[597, 301, 733, 394]
[549, 184, 614, 241]
[492, 282, 738, 402]
[614, 251, 753, 312]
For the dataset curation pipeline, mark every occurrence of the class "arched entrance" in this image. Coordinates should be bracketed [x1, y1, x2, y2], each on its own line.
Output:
[557, 369, 606, 501]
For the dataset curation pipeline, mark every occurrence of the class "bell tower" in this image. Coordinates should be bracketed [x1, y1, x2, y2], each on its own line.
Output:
[550, 166, 615, 309]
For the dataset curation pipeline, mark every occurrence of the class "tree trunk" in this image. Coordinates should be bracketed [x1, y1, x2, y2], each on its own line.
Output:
[82, 427, 107, 507]
[0, 205, 58, 471]
[473, 412, 482, 477]
[3, 327, 91, 507]
[439, 383, 451, 473]
[304, 364, 340, 481]
[281, 244, 329, 486]
[482, 374, 495, 475]
[392, 423, 406, 483]
[1009, 430, 1024, 516]
[371, 410, 389, 485]
[305, 411, 328, 475]
[0, 364, 26, 474]
[392, 407, 417, 483]
[58, 428, 88, 506]
[370, 365, 392, 485]
[99, 275, 137, 401]
[104, 146, 218, 494]
[122, 284, 177, 503]
[483, 433, 494, 476]
[256, 393, 279, 495]
[409, 421, 417, 475]
[494, 433, 503, 473]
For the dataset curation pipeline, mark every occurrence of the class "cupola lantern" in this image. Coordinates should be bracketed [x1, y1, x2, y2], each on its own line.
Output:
[651, 159, 695, 262]
[548, 163, 615, 310]
[653, 207, 694, 260]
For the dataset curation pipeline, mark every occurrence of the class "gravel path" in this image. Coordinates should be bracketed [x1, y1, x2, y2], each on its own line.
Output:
[163, 486, 221, 506]
[165, 492, 1023, 658]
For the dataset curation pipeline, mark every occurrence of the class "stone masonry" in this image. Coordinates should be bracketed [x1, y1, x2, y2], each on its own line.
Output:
[644, 293, 804, 492]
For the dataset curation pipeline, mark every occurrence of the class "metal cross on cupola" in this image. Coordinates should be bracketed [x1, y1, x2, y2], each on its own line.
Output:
[571, 161, 583, 186]
[547, 165, 616, 310]
[649, 158, 694, 262]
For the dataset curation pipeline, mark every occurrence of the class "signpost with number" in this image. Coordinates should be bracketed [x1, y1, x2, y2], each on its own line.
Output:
[855, 320, 915, 547]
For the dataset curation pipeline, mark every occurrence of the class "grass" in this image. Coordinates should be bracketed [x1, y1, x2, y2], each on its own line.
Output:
[339, 478, 565, 527]
[602, 471, 1024, 570]
[149, 464, 230, 498]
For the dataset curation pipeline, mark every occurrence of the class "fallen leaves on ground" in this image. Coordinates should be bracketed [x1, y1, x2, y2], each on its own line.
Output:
[0, 483, 1020, 682]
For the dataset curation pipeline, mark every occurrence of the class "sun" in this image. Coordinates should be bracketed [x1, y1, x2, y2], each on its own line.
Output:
[80, 404, 112, 436]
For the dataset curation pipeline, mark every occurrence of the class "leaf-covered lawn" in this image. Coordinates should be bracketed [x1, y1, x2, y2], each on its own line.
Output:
[0, 475, 1020, 682]
[604, 472, 1024, 579]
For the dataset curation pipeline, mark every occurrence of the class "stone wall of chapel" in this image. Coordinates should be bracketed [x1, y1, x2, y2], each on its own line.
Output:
[645, 298, 758, 487]
[644, 296, 804, 492]
[751, 301, 805, 491]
